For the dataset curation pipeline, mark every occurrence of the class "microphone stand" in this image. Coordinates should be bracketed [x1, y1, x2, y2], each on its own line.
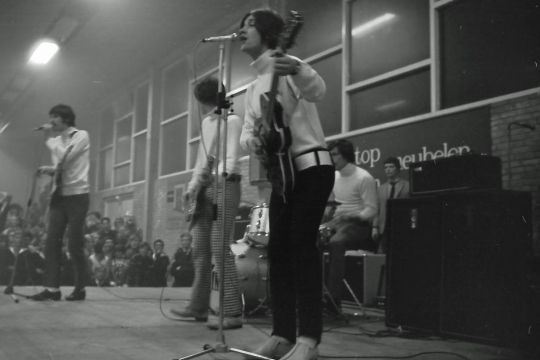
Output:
[175, 41, 271, 360]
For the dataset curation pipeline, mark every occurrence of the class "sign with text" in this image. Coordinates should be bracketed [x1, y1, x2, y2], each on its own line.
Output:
[348, 107, 491, 182]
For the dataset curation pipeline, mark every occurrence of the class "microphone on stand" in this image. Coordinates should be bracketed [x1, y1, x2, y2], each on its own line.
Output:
[34, 123, 52, 131]
[201, 33, 238, 43]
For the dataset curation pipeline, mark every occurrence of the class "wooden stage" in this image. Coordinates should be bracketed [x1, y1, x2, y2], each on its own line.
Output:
[0, 287, 525, 360]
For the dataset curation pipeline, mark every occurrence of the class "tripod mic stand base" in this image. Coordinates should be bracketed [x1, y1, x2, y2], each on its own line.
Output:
[175, 343, 273, 360]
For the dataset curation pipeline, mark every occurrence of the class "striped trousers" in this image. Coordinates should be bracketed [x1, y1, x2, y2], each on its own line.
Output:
[187, 178, 242, 317]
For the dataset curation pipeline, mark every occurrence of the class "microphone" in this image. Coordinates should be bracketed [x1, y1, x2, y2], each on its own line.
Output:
[34, 124, 52, 131]
[201, 33, 238, 43]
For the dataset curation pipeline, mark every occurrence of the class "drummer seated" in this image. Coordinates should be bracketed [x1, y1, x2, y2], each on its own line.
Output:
[324, 139, 379, 314]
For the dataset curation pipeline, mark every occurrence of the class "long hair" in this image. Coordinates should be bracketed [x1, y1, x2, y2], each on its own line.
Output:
[240, 8, 284, 49]
[49, 104, 76, 127]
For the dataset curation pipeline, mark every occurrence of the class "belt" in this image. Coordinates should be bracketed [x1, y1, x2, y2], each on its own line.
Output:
[294, 150, 333, 171]
[225, 173, 242, 183]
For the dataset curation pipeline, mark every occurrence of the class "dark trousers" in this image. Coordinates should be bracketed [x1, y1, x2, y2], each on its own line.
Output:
[44, 193, 89, 289]
[268, 165, 334, 344]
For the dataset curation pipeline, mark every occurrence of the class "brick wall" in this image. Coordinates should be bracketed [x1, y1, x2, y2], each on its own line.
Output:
[491, 93, 540, 253]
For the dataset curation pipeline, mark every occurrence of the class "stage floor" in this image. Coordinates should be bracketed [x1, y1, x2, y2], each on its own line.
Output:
[0, 287, 525, 360]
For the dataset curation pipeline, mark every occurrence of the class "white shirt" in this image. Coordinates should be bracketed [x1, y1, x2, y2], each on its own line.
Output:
[45, 127, 90, 195]
[240, 50, 327, 157]
[188, 112, 242, 193]
[333, 163, 378, 221]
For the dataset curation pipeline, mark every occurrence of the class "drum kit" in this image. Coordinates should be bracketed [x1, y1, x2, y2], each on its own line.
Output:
[234, 201, 342, 316]
[234, 203, 270, 315]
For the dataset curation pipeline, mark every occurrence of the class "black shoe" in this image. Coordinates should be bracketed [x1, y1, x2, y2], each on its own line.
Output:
[65, 288, 86, 301]
[30, 289, 62, 301]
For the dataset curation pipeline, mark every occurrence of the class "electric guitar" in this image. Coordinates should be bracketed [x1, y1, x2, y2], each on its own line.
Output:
[50, 144, 74, 198]
[255, 11, 303, 202]
[185, 154, 215, 230]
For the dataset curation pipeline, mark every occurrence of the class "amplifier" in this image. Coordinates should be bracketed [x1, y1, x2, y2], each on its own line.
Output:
[409, 154, 501, 195]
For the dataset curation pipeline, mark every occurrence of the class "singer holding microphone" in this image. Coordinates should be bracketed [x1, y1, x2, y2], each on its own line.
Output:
[30, 104, 90, 302]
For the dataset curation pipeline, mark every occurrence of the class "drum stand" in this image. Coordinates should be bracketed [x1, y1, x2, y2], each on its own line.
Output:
[175, 41, 271, 360]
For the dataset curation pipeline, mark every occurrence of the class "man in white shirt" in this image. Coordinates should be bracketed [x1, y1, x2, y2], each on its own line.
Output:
[323, 139, 378, 314]
[170, 77, 244, 330]
[30, 104, 90, 302]
[239, 9, 334, 360]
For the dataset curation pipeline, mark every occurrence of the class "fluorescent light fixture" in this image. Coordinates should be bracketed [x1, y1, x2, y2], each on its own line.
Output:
[29, 40, 59, 65]
[352, 13, 396, 37]
[376, 99, 406, 112]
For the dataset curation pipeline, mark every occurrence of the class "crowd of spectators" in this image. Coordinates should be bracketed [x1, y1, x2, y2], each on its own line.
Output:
[0, 203, 194, 289]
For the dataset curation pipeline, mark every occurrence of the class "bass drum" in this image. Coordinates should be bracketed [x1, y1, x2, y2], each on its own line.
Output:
[236, 245, 269, 312]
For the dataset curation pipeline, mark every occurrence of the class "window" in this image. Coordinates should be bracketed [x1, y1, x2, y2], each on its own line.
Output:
[134, 83, 149, 132]
[133, 134, 147, 182]
[100, 107, 114, 147]
[98, 148, 112, 190]
[160, 116, 187, 175]
[115, 116, 132, 164]
[286, 0, 342, 59]
[351, 0, 429, 83]
[311, 53, 342, 136]
[350, 69, 430, 129]
[162, 60, 189, 120]
[439, 0, 540, 108]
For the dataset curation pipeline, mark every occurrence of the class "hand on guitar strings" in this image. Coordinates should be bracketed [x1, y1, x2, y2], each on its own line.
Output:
[271, 51, 300, 76]
[36, 165, 55, 176]
[183, 187, 197, 207]
[247, 137, 264, 158]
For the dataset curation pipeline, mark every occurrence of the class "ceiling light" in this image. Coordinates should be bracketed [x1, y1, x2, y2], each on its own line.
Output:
[28, 40, 59, 65]
[352, 13, 396, 37]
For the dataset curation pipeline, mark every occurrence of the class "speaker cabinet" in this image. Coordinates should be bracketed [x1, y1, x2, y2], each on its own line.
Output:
[409, 154, 501, 195]
[386, 196, 443, 333]
[386, 190, 532, 344]
[342, 253, 386, 306]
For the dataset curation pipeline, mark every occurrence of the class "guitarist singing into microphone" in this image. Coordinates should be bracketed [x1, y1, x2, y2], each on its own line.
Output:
[239, 9, 334, 360]
[30, 104, 90, 302]
[170, 77, 244, 330]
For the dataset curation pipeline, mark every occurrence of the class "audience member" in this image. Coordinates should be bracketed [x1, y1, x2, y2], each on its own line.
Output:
[0, 234, 11, 284]
[170, 232, 194, 287]
[84, 211, 101, 234]
[127, 242, 152, 287]
[372, 156, 410, 253]
[99, 217, 117, 243]
[150, 239, 170, 287]
[89, 242, 112, 287]
[111, 247, 129, 286]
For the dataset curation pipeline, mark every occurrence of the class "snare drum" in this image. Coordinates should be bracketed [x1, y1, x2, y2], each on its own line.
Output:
[235, 245, 269, 311]
[247, 204, 269, 246]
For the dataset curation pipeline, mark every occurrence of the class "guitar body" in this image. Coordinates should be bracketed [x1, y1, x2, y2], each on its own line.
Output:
[255, 11, 303, 202]
[186, 155, 215, 229]
[258, 93, 295, 198]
